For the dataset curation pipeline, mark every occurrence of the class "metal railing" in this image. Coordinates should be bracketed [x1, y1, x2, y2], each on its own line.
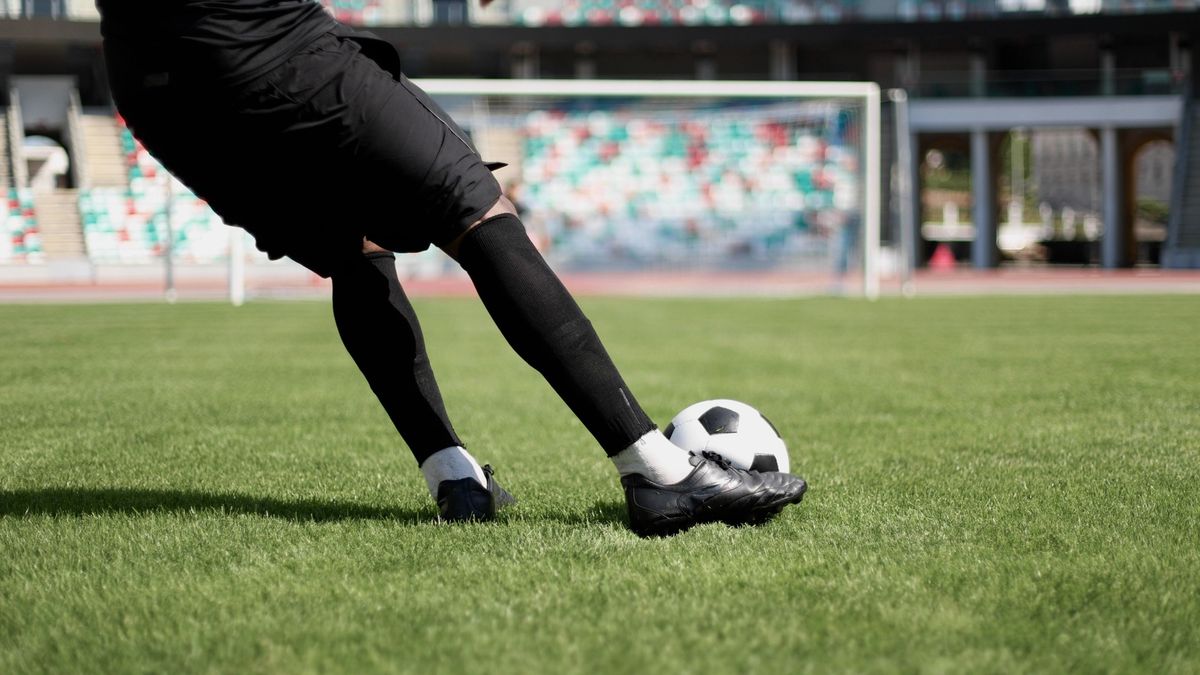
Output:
[66, 87, 87, 191]
[7, 87, 27, 190]
[909, 68, 1186, 99]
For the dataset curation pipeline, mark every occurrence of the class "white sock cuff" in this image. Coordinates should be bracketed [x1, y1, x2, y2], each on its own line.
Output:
[421, 446, 486, 499]
[629, 430, 662, 452]
[611, 430, 694, 484]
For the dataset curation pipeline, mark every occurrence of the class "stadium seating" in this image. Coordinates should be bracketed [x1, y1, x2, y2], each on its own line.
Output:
[495, 0, 1200, 26]
[318, 0, 423, 26]
[319, 0, 385, 25]
[486, 0, 1198, 27]
[68, 104, 858, 269]
[508, 0, 776, 26]
[519, 106, 859, 265]
[79, 118, 232, 264]
[0, 189, 42, 264]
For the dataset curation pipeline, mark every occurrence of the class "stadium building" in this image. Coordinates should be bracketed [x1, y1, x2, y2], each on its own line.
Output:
[0, 0, 1196, 278]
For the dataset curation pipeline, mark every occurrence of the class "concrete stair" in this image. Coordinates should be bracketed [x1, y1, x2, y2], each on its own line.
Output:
[80, 110, 128, 188]
[475, 127, 522, 187]
[33, 188, 86, 259]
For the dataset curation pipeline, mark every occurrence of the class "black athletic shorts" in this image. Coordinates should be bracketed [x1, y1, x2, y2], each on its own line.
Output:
[103, 26, 503, 277]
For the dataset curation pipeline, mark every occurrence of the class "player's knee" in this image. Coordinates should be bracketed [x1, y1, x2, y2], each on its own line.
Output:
[441, 196, 518, 259]
[331, 239, 393, 285]
[362, 238, 390, 255]
[474, 195, 517, 220]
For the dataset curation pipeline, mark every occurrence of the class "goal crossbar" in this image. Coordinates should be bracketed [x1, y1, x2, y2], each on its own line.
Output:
[415, 78, 881, 101]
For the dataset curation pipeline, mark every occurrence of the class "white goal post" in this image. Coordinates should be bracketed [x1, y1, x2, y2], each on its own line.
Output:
[227, 78, 883, 300]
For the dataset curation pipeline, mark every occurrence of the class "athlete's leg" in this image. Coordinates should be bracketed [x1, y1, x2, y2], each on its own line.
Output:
[330, 241, 464, 464]
[444, 199, 807, 535]
[330, 240, 515, 516]
[444, 200, 694, 484]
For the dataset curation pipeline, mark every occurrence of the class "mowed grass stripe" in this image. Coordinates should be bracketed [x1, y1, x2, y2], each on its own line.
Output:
[1, 296, 1197, 674]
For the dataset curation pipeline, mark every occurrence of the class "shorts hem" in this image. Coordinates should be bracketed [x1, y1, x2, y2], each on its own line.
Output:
[428, 183, 505, 249]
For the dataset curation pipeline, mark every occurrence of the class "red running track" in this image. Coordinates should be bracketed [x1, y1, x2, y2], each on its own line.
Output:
[0, 267, 1196, 303]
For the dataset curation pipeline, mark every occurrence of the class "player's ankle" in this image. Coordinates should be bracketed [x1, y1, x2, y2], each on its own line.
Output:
[420, 446, 486, 499]
[610, 430, 694, 484]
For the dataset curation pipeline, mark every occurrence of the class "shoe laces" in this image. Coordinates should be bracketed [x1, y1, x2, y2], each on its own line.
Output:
[699, 450, 735, 472]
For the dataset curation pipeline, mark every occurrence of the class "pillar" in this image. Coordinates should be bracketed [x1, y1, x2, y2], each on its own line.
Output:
[899, 44, 919, 90]
[0, 41, 14, 97]
[971, 129, 997, 268]
[1101, 125, 1126, 268]
[1100, 49, 1115, 96]
[769, 41, 796, 81]
[694, 41, 717, 81]
[905, 130, 921, 274]
[574, 42, 597, 80]
[510, 43, 539, 80]
[969, 53, 986, 98]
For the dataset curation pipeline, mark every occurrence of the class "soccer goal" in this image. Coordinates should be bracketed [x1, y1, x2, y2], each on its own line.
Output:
[418, 78, 882, 299]
[224, 78, 882, 301]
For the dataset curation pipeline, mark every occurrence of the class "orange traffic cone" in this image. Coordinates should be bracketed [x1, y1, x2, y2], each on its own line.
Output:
[929, 243, 956, 271]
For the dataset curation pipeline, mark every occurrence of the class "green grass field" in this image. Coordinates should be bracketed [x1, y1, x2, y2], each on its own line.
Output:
[1, 295, 1198, 674]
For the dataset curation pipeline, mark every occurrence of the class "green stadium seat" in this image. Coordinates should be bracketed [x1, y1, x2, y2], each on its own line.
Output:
[519, 105, 853, 266]
[81, 116, 243, 264]
[0, 188, 44, 263]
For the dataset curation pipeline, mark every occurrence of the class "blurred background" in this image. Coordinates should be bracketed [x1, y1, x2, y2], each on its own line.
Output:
[0, 0, 1197, 301]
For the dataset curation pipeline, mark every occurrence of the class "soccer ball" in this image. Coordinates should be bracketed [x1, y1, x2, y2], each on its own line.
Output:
[664, 399, 790, 473]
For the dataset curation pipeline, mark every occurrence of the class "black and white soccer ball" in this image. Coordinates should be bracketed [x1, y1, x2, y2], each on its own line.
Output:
[664, 399, 789, 473]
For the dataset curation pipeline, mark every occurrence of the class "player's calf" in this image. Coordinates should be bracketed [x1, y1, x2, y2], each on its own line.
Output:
[452, 212, 658, 455]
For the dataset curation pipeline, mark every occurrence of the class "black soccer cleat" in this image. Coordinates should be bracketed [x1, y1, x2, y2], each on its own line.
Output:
[436, 464, 517, 522]
[620, 452, 807, 537]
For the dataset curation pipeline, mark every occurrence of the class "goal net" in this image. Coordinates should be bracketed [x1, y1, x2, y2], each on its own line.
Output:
[419, 79, 882, 298]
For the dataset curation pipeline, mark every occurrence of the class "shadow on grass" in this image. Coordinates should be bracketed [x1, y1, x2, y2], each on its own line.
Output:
[543, 500, 630, 528]
[0, 488, 639, 531]
[0, 487, 431, 523]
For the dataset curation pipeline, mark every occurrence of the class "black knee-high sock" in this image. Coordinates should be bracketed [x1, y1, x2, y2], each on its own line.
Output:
[332, 251, 462, 464]
[456, 214, 655, 456]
